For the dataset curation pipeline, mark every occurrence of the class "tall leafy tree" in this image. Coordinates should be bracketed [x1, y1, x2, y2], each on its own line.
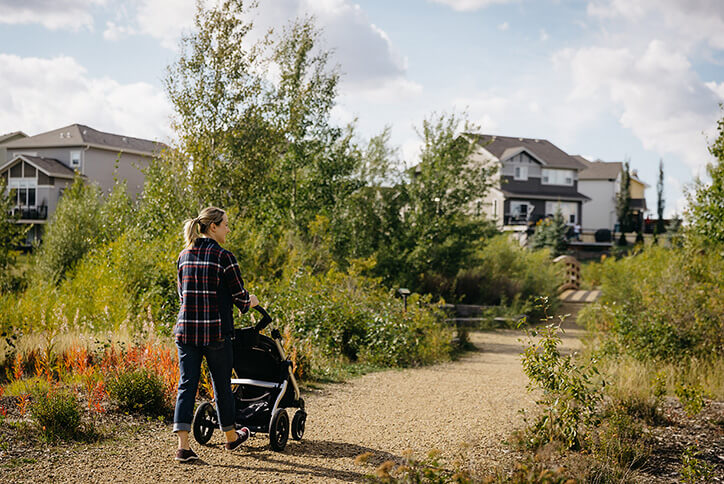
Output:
[686, 111, 724, 246]
[268, 17, 360, 230]
[165, 0, 275, 212]
[401, 112, 498, 288]
[615, 160, 632, 246]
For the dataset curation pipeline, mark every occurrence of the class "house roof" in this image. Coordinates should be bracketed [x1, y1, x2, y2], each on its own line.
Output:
[0, 154, 76, 179]
[0, 131, 28, 145]
[501, 188, 590, 202]
[467, 133, 587, 170]
[5, 124, 166, 156]
[576, 157, 623, 180]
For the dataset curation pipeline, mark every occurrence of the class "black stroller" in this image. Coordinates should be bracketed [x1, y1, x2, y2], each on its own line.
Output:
[191, 306, 307, 451]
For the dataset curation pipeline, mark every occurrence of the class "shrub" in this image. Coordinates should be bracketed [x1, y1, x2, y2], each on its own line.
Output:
[578, 245, 724, 363]
[30, 389, 82, 441]
[519, 315, 602, 450]
[107, 368, 169, 416]
[680, 445, 715, 484]
[675, 382, 708, 416]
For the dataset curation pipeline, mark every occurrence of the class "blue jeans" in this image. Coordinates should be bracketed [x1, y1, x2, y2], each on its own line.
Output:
[173, 337, 236, 433]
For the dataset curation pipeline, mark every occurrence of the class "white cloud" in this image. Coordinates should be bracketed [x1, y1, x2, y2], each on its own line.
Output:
[588, 0, 724, 50]
[134, 0, 197, 49]
[0, 54, 172, 142]
[428, 0, 514, 12]
[498, 21, 509, 31]
[124, 0, 415, 96]
[0, 0, 107, 31]
[539, 29, 549, 41]
[103, 21, 136, 41]
[558, 40, 722, 174]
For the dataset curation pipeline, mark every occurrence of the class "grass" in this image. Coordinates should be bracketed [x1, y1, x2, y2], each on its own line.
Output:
[597, 354, 724, 401]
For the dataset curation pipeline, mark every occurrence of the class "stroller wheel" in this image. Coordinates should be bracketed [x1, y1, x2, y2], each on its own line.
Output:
[269, 408, 289, 452]
[192, 402, 217, 445]
[291, 410, 307, 440]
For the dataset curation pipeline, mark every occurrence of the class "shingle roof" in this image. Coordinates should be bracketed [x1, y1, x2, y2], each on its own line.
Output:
[0, 131, 28, 145]
[467, 133, 587, 170]
[0, 154, 76, 178]
[576, 157, 623, 180]
[5, 124, 166, 155]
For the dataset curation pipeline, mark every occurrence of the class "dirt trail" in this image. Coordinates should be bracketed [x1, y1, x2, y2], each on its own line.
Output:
[5, 326, 584, 483]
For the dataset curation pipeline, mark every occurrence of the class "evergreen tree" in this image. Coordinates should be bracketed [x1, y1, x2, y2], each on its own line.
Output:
[530, 208, 568, 257]
[656, 158, 665, 236]
[615, 161, 632, 246]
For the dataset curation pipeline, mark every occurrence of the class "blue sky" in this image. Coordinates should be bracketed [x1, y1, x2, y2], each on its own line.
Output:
[2, 0, 724, 217]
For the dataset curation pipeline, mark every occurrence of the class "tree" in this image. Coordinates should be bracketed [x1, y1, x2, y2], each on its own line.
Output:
[34, 176, 103, 283]
[615, 160, 632, 246]
[530, 208, 568, 257]
[400, 112, 498, 289]
[686, 109, 724, 246]
[165, 0, 276, 212]
[0, 179, 27, 290]
[656, 158, 665, 235]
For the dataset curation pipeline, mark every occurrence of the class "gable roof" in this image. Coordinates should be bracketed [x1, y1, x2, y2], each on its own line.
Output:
[0, 154, 76, 179]
[5, 124, 166, 156]
[467, 133, 587, 170]
[576, 157, 623, 180]
[0, 131, 28, 145]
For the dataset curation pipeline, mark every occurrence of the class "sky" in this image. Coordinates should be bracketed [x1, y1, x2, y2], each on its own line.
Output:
[1, 0, 724, 218]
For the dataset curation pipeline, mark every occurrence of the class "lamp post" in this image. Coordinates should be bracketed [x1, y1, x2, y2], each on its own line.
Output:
[398, 288, 410, 312]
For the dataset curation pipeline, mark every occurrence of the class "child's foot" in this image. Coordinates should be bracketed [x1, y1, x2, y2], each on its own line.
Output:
[175, 448, 199, 462]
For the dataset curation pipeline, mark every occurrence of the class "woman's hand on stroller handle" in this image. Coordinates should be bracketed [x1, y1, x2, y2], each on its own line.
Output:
[252, 305, 273, 332]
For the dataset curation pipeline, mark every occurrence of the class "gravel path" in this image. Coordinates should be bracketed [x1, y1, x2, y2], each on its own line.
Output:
[4, 327, 584, 483]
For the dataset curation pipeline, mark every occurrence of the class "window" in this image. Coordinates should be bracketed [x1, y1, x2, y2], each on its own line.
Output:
[542, 169, 574, 186]
[70, 150, 81, 169]
[510, 201, 533, 219]
[514, 165, 528, 181]
[545, 201, 577, 224]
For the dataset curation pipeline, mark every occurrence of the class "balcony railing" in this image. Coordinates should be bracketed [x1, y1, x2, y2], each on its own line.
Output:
[9, 206, 48, 220]
[503, 214, 546, 226]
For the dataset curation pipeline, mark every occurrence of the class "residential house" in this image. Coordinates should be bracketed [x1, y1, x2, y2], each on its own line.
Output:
[0, 131, 28, 165]
[465, 134, 590, 238]
[1, 124, 166, 245]
[575, 156, 648, 233]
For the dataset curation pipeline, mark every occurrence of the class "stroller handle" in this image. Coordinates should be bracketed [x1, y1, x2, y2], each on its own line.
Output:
[252, 305, 273, 332]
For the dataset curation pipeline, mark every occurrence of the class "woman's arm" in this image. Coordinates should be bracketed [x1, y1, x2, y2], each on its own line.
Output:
[220, 250, 252, 313]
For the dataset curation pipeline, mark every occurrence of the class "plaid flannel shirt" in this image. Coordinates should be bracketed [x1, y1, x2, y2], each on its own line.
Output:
[174, 237, 251, 346]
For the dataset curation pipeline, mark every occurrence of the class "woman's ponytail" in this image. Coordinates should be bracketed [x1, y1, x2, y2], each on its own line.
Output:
[182, 207, 225, 248]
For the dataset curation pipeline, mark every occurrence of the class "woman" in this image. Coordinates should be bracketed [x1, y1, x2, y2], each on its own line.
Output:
[172, 206, 259, 462]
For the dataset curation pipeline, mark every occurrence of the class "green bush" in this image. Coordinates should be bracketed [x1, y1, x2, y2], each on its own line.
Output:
[519, 317, 602, 450]
[680, 445, 715, 484]
[30, 389, 82, 441]
[107, 369, 169, 416]
[452, 235, 560, 307]
[578, 245, 724, 363]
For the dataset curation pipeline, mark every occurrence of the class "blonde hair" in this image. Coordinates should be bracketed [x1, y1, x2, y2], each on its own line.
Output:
[183, 206, 225, 248]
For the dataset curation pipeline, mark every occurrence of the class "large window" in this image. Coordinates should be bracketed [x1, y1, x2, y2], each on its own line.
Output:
[545, 201, 577, 224]
[542, 169, 574, 186]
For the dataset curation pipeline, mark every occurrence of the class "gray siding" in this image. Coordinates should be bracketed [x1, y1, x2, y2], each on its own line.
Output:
[9, 146, 150, 198]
